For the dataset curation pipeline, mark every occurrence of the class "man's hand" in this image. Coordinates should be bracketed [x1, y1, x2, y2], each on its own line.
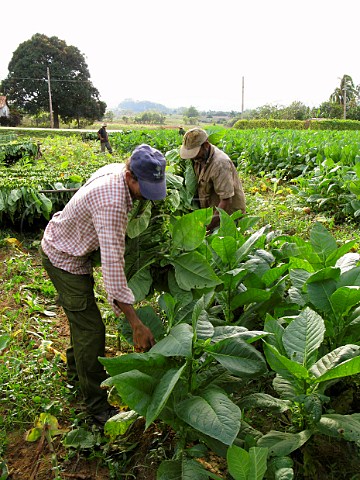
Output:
[132, 322, 155, 351]
[114, 300, 156, 352]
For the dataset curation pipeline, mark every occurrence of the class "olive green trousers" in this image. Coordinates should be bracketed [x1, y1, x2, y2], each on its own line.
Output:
[41, 249, 109, 415]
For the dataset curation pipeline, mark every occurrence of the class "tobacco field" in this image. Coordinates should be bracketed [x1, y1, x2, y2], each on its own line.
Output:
[1, 127, 360, 480]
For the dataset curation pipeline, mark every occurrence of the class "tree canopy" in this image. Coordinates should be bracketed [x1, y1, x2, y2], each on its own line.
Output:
[1, 33, 106, 128]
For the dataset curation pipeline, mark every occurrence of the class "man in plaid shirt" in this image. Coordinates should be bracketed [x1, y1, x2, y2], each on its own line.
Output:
[41, 144, 167, 425]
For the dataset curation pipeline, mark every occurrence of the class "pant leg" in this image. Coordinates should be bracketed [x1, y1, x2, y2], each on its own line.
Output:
[100, 142, 105, 152]
[41, 250, 109, 414]
[66, 326, 78, 381]
[105, 141, 113, 154]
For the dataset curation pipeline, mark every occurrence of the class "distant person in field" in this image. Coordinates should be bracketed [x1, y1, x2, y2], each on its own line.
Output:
[40, 144, 167, 426]
[97, 123, 113, 153]
[180, 127, 246, 232]
[178, 126, 186, 136]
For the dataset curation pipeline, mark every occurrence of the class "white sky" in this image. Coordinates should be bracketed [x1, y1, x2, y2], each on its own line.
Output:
[1, 0, 359, 112]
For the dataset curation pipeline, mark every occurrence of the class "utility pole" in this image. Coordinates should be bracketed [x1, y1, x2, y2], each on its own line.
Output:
[47, 67, 54, 128]
[343, 86, 347, 120]
[241, 76, 245, 118]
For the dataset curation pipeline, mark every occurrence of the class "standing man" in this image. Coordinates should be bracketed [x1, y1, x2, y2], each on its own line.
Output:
[97, 122, 113, 154]
[180, 128, 246, 232]
[41, 144, 167, 425]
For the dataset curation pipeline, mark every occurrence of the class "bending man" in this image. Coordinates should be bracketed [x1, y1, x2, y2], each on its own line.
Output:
[180, 128, 246, 231]
[41, 144, 166, 425]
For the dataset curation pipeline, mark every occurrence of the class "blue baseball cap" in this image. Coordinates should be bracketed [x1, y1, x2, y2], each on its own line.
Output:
[130, 144, 167, 200]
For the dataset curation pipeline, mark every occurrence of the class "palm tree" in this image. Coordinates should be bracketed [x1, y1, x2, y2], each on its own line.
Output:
[330, 75, 357, 118]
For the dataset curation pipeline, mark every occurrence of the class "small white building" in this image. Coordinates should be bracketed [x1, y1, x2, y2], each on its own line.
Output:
[0, 96, 10, 117]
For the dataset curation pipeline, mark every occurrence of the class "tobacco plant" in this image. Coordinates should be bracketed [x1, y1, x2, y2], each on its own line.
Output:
[100, 293, 268, 478]
[238, 307, 360, 458]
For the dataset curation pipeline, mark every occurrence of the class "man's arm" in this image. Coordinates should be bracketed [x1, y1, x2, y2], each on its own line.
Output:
[114, 300, 155, 350]
[93, 208, 155, 350]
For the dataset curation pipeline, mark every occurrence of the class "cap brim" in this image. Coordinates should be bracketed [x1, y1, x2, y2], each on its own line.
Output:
[179, 144, 201, 159]
[139, 178, 167, 201]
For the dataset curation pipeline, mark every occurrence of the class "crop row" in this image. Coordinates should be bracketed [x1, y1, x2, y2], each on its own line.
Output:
[1, 128, 360, 224]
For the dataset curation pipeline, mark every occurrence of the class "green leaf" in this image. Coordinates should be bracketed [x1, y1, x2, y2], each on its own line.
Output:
[227, 445, 250, 480]
[212, 325, 248, 343]
[104, 410, 138, 438]
[330, 286, 360, 315]
[263, 316, 285, 351]
[238, 393, 291, 413]
[128, 266, 153, 302]
[0, 460, 9, 480]
[150, 324, 193, 358]
[38, 193, 52, 219]
[257, 430, 312, 456]
[7, 188, 22, 206]
[248, 446, 268, 480]
[263, 344, 309, 380]
[272, 375, 298, 400]
[63, 428, 96, 449]
[195, 314, 215, 340]
[338, 266, 360, 286]
[221, 267, 247, 290]
[25, 427, 42, 442]
[314, 355, 360, 383]
[282, 307, 325, 367]
[157, 458, 211, 480]
[0, 334, 10, 353]
[230, 288, 272, 310]
[310, 222, 337, 260]
[168, 270, 193, 307]
[306, 279, 337, 313]
[170, 251, 222, 291]
[126, 201, 152, 238]
[184, 163, 198, 199]
[262, 264, 288, 288]
[289, 268, 312, 288]
[159, 292, 177, 321]
[310, 344, 360, 379]
[206, 337, 267, 378]
[306, 267, 340, 284]
[107, 370, 156, 416]
[217, 208, 239, 238]
[175, 388, 241, 445]
[69, 174, 82, 183]
[146, 365, 186, 428]
[316, 414, 360, 442]
[99, 352, 168, 377]
[266, 456, 294, 480]
[235, 226, 267, 263]
[326, 241, 357, 267]
[211, 235, 237, 265]
[167, 188, 182, 210]
[35, 413, 59, 432]
[172, 208, 212, 251]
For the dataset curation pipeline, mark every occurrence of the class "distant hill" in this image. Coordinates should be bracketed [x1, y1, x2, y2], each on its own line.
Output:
[112, 99, 180, 115]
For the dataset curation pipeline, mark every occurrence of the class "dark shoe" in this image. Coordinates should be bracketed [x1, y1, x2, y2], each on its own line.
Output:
[92, 406, 118, 426]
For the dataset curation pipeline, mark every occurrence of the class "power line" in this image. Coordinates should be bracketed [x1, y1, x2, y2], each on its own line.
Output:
[9, 77, 90, 83]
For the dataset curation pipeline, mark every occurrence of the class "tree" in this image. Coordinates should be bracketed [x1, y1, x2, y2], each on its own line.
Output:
[280, 101, 311, 120]
[330, 74, 357, 119]
[0, 33, 106, 128]
[184, 106, 199, 118]
[252, 104, 283, 119]
[316, 101, 343, 119]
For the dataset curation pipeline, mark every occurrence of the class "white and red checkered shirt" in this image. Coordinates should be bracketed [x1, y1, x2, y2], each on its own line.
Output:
[41, 163, 135, 315]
